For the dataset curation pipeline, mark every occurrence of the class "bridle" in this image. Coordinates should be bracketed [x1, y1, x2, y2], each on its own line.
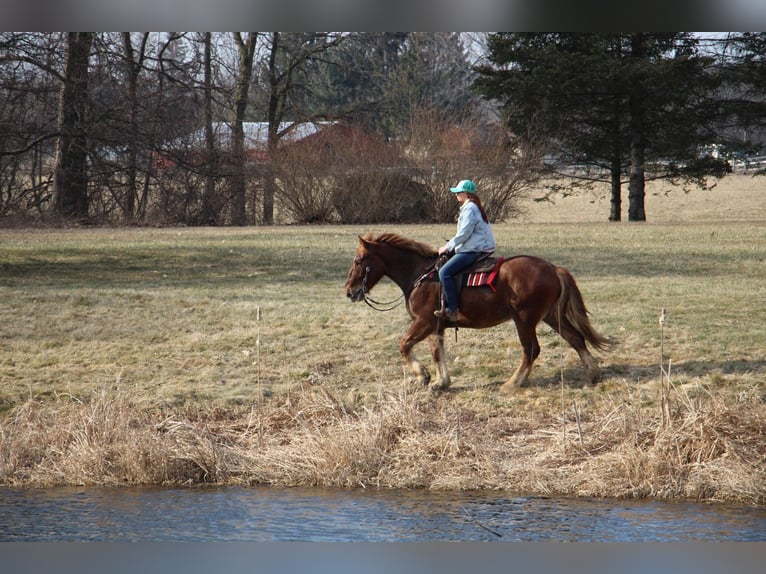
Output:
[359, 265, 405, 311]
[357, 257, 439, 312]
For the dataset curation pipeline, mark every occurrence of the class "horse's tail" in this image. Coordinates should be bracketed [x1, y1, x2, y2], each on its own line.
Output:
[554, 267, 615, 352]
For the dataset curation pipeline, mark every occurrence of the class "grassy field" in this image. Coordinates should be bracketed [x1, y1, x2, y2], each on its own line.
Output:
[0, 175, 764, 504]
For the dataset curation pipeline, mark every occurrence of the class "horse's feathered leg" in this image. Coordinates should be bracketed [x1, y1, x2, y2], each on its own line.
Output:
[504, 319, 540, 389]
[399, 318, 435, 387]
[428, 331, 451, 390]
[543, 314, 599, 386]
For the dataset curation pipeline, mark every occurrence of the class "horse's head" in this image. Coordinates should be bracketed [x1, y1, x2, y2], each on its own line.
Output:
[344, 235, 387, 302]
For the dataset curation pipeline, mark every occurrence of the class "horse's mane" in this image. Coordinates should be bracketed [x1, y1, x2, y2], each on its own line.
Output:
[361, 232, 438, 258]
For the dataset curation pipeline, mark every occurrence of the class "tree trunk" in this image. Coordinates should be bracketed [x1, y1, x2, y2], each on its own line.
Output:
[53, 32, 93, 219]
[230, 32, 257, 226]
[202, 32, 218, 225]
[263, 32, 281, 226]
[263, 113, 279, 226]
[262, 162, 275, 225]
[606, 92, 623, 221]
[121, 33, 149, 223]
[628, 95, 646, 221]
[608, 164, 621, 221]
[627, 33, 647, 222]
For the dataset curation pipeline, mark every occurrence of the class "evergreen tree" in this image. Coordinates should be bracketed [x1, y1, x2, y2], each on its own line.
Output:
[384, 32, 477, 139]
[303, 33, 477, 141]
[475, 33, 730, 221]
[295, 32, 407, 134]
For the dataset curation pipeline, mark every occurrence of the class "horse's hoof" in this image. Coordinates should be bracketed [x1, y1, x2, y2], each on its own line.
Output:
[428, 379, 450, 392]
[584, 371, 600, 387]
[500, 381, 524, 393]
[409, 374, 430, 387]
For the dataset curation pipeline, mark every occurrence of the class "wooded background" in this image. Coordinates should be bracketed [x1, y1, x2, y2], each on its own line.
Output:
[0, 32, 763, 225]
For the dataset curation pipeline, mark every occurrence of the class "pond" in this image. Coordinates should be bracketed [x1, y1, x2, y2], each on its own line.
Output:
[1, 485, 763, 542]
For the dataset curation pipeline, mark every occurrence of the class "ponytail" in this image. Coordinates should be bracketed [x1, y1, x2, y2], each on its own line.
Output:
[466, 194, 489, 223]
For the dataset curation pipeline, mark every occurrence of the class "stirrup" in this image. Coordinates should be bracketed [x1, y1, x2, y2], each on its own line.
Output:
[434, 308, 458, 322]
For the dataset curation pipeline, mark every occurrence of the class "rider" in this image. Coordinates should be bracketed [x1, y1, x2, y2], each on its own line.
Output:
[434, 179, 495, 322]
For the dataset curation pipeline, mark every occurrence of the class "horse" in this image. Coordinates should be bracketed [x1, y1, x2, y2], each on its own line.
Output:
[344, 232, 614, 391]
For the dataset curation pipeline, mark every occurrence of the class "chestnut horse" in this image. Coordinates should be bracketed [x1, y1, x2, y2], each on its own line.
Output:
[344, 232, 613, 391]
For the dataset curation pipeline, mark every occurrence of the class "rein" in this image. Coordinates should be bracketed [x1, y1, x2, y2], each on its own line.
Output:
[361, 266, 405, 311]
[360, 259, 437, 312]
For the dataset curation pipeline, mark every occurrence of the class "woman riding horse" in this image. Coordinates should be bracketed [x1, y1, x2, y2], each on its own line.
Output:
[435, 179, 496, 323]
[344, 232, 614, 391]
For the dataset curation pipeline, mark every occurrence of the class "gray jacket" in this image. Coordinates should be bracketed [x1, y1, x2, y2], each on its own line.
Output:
[444, 201, 495, 253]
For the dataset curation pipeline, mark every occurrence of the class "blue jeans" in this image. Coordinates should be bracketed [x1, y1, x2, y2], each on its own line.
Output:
[438, 251, 479, 312]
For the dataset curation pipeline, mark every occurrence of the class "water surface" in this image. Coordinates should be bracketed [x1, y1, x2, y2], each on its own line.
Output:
[1, 486, 763, 541]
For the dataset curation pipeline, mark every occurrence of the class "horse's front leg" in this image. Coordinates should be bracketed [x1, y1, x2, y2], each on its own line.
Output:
[428, 331, 451, 390]
[399, 318, 435, 387]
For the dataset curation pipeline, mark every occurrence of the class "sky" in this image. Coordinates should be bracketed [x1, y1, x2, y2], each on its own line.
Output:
[1, 0, 764, 32]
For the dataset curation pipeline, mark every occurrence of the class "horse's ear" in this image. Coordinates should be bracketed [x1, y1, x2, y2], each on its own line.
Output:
[358, 235, 372, 249]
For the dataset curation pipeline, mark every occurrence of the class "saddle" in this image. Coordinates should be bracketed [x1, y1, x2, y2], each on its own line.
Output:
[424, 253, 505, 320]
[429, 252, 505, 292]
[461, 253, 503, 290]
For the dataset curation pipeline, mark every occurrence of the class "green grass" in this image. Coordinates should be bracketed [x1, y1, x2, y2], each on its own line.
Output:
[1, 222, 764, 407]
[0, 216, 763, 501]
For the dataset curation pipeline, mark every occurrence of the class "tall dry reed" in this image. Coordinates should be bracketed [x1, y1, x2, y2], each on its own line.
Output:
[1, 380, 763, 505]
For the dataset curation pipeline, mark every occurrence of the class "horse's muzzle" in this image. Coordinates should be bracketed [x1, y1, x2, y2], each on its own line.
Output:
[347, 288, 364, 302]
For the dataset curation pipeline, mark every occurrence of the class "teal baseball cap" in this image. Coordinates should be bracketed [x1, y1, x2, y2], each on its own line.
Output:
[450, 179, 476, 194]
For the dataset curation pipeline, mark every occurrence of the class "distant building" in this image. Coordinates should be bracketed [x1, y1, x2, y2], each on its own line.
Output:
[154, 121, 395, 170]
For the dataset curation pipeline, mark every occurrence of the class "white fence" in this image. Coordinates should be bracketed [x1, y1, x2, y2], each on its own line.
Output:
[732, 155, 766, 172]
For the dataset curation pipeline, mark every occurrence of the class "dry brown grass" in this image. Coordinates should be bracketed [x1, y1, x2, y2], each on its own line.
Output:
[1, 379, 762, 505]
[519, 173, 766, 223]
[0, 174, 764, 504]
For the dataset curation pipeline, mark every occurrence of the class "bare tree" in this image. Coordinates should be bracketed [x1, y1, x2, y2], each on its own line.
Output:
[0, 33, 62, 217]
[52, 32, 93, 219]
[405, 105, 542, 223]
[230, 32, 257, 226]
[121, 32, 150, 222]
[201, 32, 219, 224]
[256, 32, 346, 224]
[129, 32, 217, 224]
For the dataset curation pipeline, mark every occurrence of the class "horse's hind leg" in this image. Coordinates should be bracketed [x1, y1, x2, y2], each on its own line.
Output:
[503, 320, 540, 390]
[543, 315, 600, 386]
